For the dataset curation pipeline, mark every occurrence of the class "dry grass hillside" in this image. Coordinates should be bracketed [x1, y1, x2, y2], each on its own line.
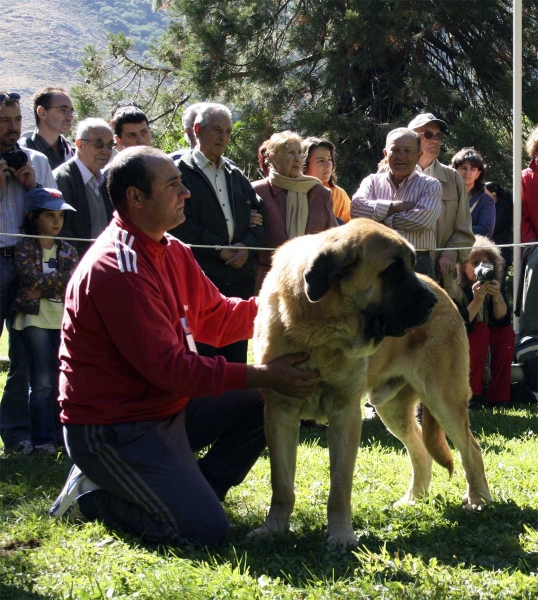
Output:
[1, 0, 106, 129]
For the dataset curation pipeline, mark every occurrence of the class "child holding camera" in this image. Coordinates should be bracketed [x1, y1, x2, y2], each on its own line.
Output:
[12, 188, 78, 455]
[452, 235, 515, 409]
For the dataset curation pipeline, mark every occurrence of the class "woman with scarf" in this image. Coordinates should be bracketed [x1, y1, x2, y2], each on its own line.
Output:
[252, 131, 338, 292]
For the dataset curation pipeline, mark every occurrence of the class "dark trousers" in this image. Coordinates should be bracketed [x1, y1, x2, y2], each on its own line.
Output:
[415, 251, 435, 279]
[197, 277, 255, 364]
[0, 254, 30, 448]
[64, 389, 265, 545]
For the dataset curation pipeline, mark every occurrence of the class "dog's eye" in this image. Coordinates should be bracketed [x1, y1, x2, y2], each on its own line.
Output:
[381, 262, 400, 278]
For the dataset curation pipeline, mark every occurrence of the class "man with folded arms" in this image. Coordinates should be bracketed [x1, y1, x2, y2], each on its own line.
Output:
[351, 127, 442, 277]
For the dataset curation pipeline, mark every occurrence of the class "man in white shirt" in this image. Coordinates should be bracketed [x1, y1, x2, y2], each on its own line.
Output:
[0, 91, 56, 455]
[169, 103, 264, 363]
[53, 118, 115, 256]
[351, 127, 442, 278]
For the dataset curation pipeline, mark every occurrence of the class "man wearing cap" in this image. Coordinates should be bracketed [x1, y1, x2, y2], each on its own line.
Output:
[0, 91, 56, 456]
[408, 112, 474, 291]
[54, 118, 115, 256]
[19, 87, 76, 171]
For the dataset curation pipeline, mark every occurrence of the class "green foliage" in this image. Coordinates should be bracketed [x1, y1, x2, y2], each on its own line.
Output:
[1, 402, 538, 598]
[72, 0, 538, 190]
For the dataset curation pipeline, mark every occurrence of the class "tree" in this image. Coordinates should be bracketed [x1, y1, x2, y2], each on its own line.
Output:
[74, 0, 538, 189]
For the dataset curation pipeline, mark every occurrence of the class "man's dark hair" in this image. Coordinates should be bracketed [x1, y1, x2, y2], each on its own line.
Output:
[111, 106, 149, 137]
[107, 147, 161, 209]
[33, 87, 69, 126]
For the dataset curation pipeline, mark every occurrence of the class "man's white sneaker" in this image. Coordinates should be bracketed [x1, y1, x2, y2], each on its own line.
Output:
[49, 464, 100, 522]
[4, 440, 34, 456]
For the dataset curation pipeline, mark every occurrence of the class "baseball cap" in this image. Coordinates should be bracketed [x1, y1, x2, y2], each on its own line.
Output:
[408, 113, 449, 133]
[24, 187, 76, 215]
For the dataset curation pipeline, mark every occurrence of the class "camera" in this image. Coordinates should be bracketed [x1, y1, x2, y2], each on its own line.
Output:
[474, 261, 495, 283]
[1, 149, 28, 170]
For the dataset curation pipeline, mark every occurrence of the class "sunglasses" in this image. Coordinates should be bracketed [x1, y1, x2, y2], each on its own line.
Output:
[0, 92, 21, 103]
[419, 131, 444, 141]
[80, 138, 117, 150]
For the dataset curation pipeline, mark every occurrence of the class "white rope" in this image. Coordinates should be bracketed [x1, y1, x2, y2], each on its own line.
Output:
[1, 231, 537, 254]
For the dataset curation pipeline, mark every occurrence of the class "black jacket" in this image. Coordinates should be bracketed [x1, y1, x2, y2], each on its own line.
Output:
[169, 152, 264, 288]
[54, 158, 113, 256]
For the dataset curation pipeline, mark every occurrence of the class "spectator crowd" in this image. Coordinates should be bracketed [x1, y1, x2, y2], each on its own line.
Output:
[0, 87, 536, 546]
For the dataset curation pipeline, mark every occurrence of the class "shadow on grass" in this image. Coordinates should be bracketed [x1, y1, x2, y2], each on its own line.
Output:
[387, 501, 538, 573]
[0, 583, 49, 600]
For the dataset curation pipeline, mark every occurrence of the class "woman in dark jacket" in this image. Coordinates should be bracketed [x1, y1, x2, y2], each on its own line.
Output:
[451, 148, 495, 238]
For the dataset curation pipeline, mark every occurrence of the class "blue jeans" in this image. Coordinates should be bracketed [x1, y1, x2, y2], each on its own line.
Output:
[0, 255, 30, 448]
[22, 327, 61, 447]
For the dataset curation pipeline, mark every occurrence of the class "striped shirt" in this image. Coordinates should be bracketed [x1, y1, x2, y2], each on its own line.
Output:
[350, 170, 442, 251]
[0, 147, 56, 248]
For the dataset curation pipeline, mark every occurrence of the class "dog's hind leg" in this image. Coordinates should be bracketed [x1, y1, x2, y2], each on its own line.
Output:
[374, 384, 433, 505]
[248, 399, 301, 539]
[422, 394, 492, 509]
[326, 400, 362, 548]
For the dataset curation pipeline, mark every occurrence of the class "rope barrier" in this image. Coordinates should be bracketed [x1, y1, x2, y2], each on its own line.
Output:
[1, 231, 537, 254]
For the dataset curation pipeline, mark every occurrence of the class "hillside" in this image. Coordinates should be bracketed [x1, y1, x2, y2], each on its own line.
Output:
[1, 0, 167, 129]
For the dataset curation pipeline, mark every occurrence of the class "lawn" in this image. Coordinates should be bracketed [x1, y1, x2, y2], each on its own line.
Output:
[0, 342, 537, 599]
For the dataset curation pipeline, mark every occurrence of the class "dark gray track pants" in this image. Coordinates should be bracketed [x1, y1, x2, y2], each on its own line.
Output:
[63, 390, 265, 545]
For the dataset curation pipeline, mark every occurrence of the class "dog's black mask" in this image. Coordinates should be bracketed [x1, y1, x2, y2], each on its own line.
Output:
[364, 266, 437, 343]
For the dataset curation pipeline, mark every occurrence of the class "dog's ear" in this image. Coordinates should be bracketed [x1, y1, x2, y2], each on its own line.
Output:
[304, 244, 359, 302]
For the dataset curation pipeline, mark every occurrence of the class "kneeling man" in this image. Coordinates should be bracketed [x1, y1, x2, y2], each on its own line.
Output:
[49, 147, 318, 545]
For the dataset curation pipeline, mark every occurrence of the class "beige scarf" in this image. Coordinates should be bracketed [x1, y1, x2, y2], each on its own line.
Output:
[269, 170, 321, 239]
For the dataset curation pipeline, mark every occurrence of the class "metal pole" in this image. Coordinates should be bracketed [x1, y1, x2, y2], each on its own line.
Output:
[512, 0, 522, 333]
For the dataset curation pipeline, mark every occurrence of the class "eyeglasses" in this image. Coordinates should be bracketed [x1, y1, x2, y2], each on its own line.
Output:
[419, 131, 444, 141]
[0, 92, 21, 103]
[48, 106, 76, 116]
[80, 138, 116, 150]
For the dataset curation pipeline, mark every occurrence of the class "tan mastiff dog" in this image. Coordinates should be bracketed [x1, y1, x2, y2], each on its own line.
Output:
[249, 219, 441, 547]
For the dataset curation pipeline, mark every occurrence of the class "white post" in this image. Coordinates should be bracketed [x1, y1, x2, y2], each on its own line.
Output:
[512, 0, 522, 333]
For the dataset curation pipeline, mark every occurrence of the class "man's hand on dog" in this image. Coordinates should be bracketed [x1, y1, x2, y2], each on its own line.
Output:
[247, 353, 320, 397]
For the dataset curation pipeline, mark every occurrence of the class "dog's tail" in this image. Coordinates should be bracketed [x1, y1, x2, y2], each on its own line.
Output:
[422, 406, 454, 476]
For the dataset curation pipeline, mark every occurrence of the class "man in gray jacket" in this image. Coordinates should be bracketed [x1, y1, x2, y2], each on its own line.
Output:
[408, 113, 474, 292]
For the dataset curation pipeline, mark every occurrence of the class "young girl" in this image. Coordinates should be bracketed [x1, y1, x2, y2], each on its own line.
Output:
[12, 187, 78, 455]
[452, 235, 515, 409]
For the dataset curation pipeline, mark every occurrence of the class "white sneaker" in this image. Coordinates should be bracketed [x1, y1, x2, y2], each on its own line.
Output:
[49, 464, 101, 522]
[5, 440, 34, 456]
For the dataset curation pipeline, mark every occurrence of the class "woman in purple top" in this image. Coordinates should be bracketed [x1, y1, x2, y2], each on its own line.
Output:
[252, 131, 337, 292]
[451, 147, 495, 237]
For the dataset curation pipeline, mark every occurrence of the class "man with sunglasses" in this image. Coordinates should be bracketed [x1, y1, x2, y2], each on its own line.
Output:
[408, 113, 474, 292]
[19, 87, 75, 170]
[54, 118, 115, 256]
[0, 91, 56, 455]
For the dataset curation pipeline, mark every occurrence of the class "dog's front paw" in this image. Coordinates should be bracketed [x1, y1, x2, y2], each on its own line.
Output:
[461, 495, 487, 511]
[326, 529, 359, 550]
[246, 521, 287, 541]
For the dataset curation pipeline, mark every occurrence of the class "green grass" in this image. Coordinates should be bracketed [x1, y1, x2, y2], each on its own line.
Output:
[1, 364, 538, 598]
